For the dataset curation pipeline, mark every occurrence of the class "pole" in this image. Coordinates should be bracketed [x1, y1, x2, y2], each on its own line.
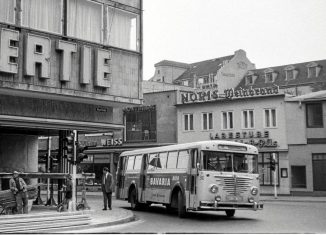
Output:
[273, 153, 277, 199]
[47, 137, 51, 202]
[71, 130, 77, 211]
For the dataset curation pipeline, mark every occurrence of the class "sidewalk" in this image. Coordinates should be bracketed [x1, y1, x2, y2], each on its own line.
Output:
[29, 192, 135, 231]
[261, 195, 326, 203]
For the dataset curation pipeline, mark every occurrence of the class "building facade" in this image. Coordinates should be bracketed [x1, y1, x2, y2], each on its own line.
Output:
[0, 0, 143, 189]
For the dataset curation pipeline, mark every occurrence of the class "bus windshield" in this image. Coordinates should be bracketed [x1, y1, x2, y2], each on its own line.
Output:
[202, 151, 258, 173]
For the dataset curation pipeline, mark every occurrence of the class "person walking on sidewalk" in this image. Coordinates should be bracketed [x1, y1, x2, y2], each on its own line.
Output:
[101, 167, 114, 210]
[9, 171, 28, 214]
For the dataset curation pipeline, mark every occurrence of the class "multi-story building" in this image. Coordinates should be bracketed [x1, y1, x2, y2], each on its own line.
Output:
[0, 0, 143, 189]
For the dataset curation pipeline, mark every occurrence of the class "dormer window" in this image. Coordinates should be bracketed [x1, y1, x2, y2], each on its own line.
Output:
[306, 62, 321, 78]
[264, 68, 276, 83]
[284, 65, 298, 81]
[246, 75, 254, 85]
[183, 80, 189, 86]
[157, 70, 160, 75]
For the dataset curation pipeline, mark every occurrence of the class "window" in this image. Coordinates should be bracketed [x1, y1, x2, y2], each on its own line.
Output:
[157, 70, 160, 75]
[133, 155, 142, 170]
[246, 75, 254, 85]
[183, 80, 189, 86]
[107, 6, 140, 51]
[202, 112, 213, 130]
[264, 108, 277, 128]
[166, 151, 178, 169]
[291, 166, 306, 188]
[158, 152, 168, 169]
[0, 0, 15, 24]
[258, 153, 279, 186]
[242, 110, 254, 129]
[148, 153, 160, 170]
[306, 103, 323, 128]
[221, 111, 233, 130]
[184, 114, 194, 131]
[67, 0, 102, 43]
[308, 66, 317, 78]
[285, 70, 294, 80]
[22, 0, 62, 33]
[177, 150, 190, 169]
[265, 73, 273, 83]
[126, 156, 135, 170]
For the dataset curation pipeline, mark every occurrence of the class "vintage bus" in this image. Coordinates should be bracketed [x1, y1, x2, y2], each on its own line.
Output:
[116, 140, 263, 218]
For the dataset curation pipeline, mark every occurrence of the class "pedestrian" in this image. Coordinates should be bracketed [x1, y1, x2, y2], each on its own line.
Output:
[64, 174, 73, 212]
[9, 171, 28, 214]
[101, 167, 114, 210]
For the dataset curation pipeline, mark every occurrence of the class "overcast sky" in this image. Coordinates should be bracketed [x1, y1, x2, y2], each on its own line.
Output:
[142, 0, 326, 80]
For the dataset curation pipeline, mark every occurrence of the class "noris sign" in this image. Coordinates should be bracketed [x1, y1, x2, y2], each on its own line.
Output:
[180, 86, 279, 104]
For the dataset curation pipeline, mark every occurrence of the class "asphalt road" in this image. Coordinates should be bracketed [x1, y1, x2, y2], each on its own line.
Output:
[78, 199, 326, 234]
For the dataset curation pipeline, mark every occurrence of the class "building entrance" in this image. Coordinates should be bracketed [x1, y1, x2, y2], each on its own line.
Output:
[312, 154, 326, 191]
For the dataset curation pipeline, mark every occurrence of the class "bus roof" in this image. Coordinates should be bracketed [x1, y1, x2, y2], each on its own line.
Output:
[119, 140, 258, 157]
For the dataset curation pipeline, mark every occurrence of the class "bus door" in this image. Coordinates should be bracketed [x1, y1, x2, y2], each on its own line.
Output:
[189, 149, 198, 208]
[116, 156, 127, 199]
[138, 154, 148, 203]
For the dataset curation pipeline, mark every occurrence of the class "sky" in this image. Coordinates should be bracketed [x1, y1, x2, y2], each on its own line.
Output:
[142, 0, 326, 80]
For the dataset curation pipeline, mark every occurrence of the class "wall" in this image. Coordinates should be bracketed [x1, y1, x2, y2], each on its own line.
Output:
[217, 49, 256, 92]
[144, 91, 178, 144]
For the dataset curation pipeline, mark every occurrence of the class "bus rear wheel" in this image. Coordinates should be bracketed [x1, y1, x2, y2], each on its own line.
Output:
[177, 191, 187, 218]
[225, 209, 235, 217]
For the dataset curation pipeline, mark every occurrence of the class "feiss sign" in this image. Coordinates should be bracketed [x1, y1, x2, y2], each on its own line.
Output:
[181, 86, 279, 104]
[0, 28, 111, 88]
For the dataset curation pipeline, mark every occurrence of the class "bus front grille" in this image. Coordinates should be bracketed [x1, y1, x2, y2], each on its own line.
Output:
[215, 176, 252, 196]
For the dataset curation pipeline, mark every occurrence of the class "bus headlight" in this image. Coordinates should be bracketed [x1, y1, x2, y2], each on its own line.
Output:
[209, 184, 218, 193]
[251, 186, 258, 195]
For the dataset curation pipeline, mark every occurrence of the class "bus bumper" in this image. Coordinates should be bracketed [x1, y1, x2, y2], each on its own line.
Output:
[198, 201, 264, 211]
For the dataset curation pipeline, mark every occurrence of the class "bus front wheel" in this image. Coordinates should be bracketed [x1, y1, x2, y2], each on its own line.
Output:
[177, 191, 187, 218]
[225, 209, 235, 217]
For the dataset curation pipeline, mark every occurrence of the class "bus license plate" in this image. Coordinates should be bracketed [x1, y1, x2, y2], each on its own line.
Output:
[226, 195, 242, 201]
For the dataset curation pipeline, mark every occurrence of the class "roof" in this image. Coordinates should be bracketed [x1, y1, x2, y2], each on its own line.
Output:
[155, 60, 190, 69]
[236, 59, 326, 90]
[174, 55, 234, 83]
[287, 90, 326, 102]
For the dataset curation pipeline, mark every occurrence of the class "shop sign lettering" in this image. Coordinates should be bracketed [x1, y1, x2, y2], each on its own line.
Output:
[123, 105, 156, 113]
[0, 28, 111, 88]
[181, 86, 280, 104]
[210, 130, 278, 148]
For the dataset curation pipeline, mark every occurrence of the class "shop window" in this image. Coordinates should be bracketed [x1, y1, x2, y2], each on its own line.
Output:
[221, 111, 233, 130]
[166, 151, 178, 169]
[0, 0, 15, 24]
[107, 6, 139, 51]
[264, 108, 277, 128]
[258, 152, 279, 186]
[291, 166, 306, 188]
[125, 106, 157, 142]
[202, 112, 213, 130]
[242, 110, 254, 129]
[67, 0, 102, 43]
[22, 0, 62, 34]
[177, 150, 190, 169]
[306, 103, 323, 128]
[184, 113, 194, 131]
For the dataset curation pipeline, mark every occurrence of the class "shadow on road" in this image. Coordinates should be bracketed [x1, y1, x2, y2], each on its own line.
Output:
[121, 205, 258, 222]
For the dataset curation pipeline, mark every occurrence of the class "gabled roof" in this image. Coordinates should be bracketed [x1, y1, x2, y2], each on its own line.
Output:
[174, 55, 234, 82]
[236, 59, 326, 89]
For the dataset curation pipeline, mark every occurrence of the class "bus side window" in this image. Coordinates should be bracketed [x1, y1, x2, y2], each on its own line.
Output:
[177, 150, 190, 169]
[167, 151, 178, 169]
[148, 153, 158, 170]
[126, 156, 135, 170]
[191, 149, 198, 168]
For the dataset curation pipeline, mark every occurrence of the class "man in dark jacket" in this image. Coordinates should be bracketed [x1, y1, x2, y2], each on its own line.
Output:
[101, 167, 114, 210]
[9, 171, 28, 214]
